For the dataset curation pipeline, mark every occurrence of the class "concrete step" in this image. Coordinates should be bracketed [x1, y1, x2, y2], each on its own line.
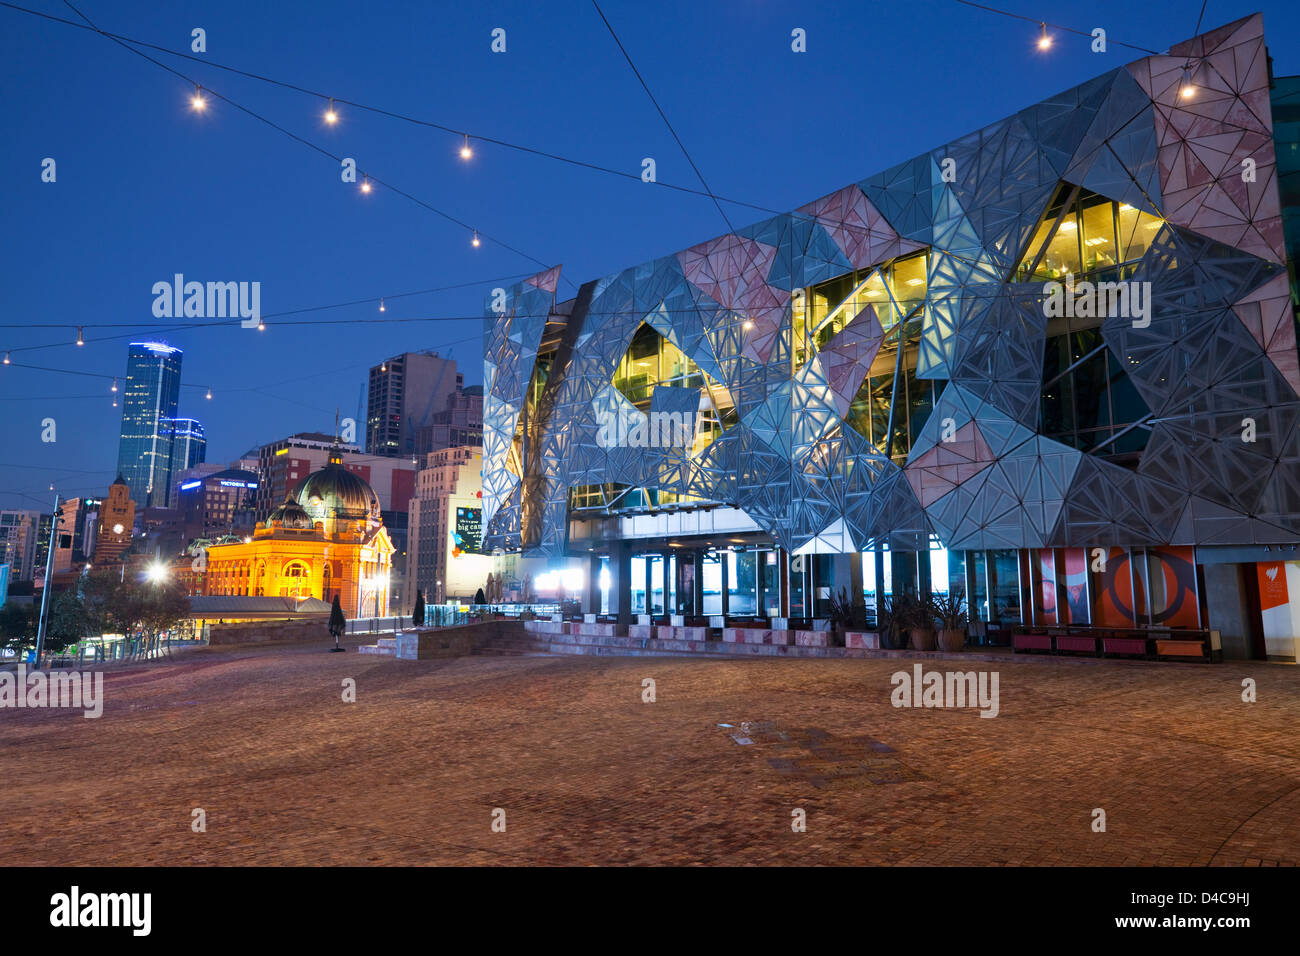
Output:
[357, 643, 397, 656]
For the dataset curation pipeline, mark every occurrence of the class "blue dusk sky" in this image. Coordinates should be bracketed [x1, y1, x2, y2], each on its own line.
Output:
[2, 0, 1298, 510]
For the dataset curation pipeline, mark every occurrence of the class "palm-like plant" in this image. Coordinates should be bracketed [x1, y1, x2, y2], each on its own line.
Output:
[930, 588, 968, 630]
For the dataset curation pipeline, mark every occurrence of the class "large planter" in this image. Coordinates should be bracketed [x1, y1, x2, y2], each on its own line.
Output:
[909, 627, 937, 651]
[937, 627, 966, 652]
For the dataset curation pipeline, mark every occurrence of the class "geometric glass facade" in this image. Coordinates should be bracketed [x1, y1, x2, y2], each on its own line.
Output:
[483, 16, 1300, 650]
[116, 342, 183, 508]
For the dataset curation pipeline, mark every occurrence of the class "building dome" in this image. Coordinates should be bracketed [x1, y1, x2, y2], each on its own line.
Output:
[295, 456, 381, 525]
[267, 496, 317, 531]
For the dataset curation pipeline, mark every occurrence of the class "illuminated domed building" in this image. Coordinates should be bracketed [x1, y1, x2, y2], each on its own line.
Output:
[203, 446, 394, 617]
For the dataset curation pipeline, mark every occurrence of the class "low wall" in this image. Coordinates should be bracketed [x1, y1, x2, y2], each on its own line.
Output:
[396, 620, 524, 660]
[207, 619, 331, 646]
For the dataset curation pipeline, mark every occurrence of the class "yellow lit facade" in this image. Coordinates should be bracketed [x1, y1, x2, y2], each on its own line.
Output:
[204, 449, 394, 618]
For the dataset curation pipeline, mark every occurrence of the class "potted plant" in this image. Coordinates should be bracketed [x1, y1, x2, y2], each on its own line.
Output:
[931, 588, 968, 652]
[826, 587, 864, 647]
[897, 591, 937, 651]
[876, 593, 905, 650]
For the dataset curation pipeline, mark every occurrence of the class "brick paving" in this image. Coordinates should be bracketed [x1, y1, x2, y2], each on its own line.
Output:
[2, 641, 1299, 865]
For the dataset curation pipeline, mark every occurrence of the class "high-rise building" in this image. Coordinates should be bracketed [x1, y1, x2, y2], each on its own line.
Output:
[414, 384, 483, 457]
[175, 467, 260, 543]
[0, 509, 41, 581]
[407, 446, 488, 605]
[116, 342, 183, 507]
[162, 418, 206, 505]
[365, 352, 462, 458]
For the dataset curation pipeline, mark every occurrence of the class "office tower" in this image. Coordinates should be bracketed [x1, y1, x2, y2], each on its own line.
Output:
[162, 417, 206, 506]
[116, 342, 183, 507]
[365, 351, 462, 458]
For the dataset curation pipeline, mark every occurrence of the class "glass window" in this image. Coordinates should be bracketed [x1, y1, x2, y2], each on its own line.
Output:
[727, 551, 757, 615]
[889, 253, 928, 316]
[1080, 199, 1118, 273]
[1116, 203, 1162, 263]
[1042, 210, 1082, 279]
[701, 552, 722, 614]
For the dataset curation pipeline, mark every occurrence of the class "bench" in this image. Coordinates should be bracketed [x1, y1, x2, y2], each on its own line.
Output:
[1054, 634, 1099, 655]
[1013, 632, 1052, 653]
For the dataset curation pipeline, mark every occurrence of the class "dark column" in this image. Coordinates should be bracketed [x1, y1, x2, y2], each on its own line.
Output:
[849, 552, 863, 602]
[721, 552, 730, 616]
[779, 548, 791, 618]
[613, 542, 633, 633]
[692, 550, 705, 616]
[661, 552, 672, 619]
[587, 553, 602, 616]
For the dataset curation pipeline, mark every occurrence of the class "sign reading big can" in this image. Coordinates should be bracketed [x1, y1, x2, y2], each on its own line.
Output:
[152, 274, 261, 328]
[453, 506, 482, 555]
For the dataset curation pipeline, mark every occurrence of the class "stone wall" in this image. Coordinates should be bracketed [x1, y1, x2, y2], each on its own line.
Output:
[208, 619, 332, 646]
[396, 620, 524, 660]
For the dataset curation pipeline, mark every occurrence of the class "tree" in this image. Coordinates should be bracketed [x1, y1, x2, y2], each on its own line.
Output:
[137, 581, 190, 642]
[45, 590, 91, 654]
[81, 568, 136, 638]
[412, 589, 425, 627]
[0, 602, 35, 653]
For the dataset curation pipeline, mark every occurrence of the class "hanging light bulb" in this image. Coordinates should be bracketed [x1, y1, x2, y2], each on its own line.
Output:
[76, 326, 84, 346]
[460, 134, 473, 160]
[1179, 67, 1196, 100]
[112, 396, 117, 408]
[471, 230, 481, 248]
[324, 98, 338, 125]
[380, 360, 387, 373]
[257, 319, 266, 331]
[379, 297, 386, 312]
[360, 176, 372, 194]
[1037, 22, 1052, 50]
[111, 377, 118, 392]
[2, 352, 9, 365]
[190, 84, 207, 111]
[205, 387, 213, 400]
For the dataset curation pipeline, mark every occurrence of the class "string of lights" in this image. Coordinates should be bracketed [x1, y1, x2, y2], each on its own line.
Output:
[0, 2, 1209, 384]
[48, 0, 566, 281]
[0, 0, 784, 218]
[952, 1, 1162, 55]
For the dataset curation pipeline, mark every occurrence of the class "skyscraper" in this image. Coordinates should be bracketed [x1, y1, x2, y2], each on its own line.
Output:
[116, 342, 183, 507]
[162, 417, 206, 506]
[365, 351, 462, 458]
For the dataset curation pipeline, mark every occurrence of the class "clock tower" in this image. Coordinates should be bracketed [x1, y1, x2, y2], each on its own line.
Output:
[94, 475, 136, 567]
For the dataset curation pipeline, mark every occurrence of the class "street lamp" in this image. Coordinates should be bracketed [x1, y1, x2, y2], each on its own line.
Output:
[146, 562, 169, 584]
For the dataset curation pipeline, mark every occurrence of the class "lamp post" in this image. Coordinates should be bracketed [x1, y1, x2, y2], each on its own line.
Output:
[33, 494, 60, 667]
